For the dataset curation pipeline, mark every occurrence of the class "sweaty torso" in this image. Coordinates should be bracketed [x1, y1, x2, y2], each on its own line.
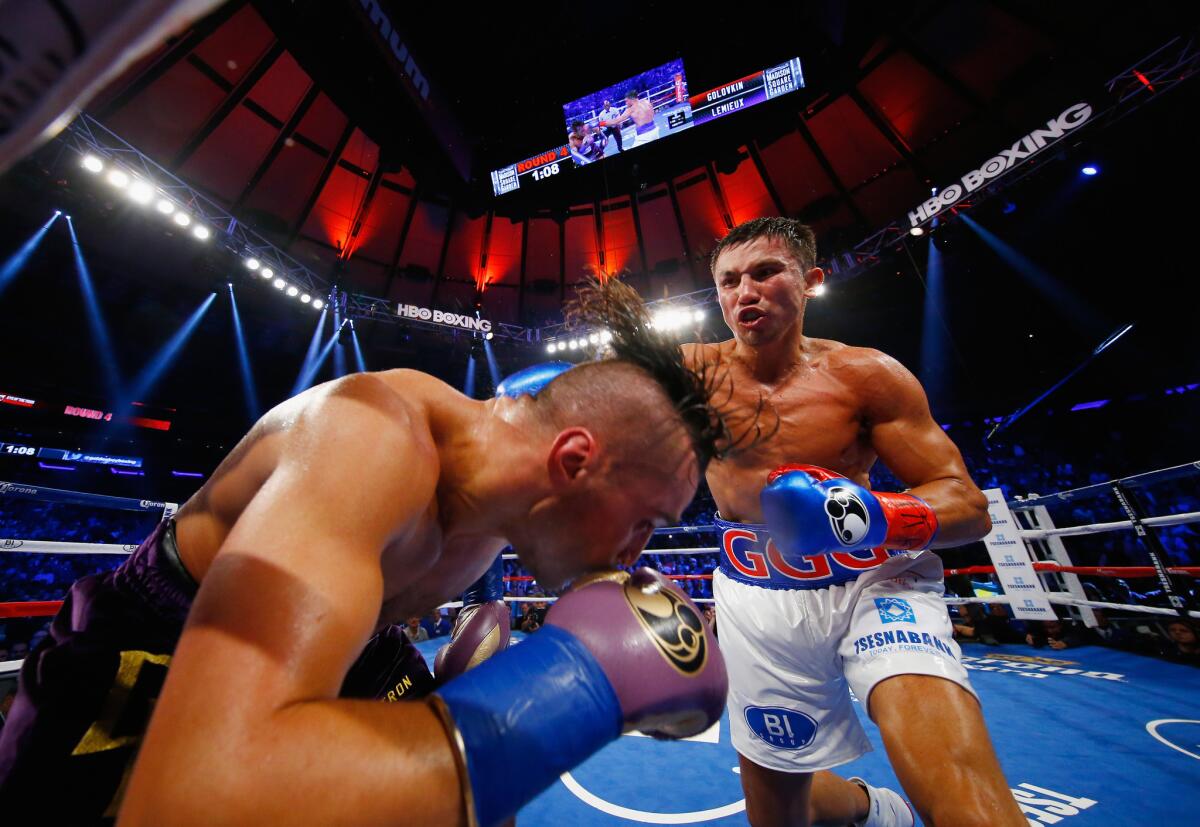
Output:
[172, 370, 504, 624]
[687, 338, 879, 523]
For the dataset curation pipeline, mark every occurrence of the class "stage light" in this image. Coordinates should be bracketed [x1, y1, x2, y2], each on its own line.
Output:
[245, 257, 260, 270]
[1082, 165, 1098, 176]
[485, 331, 494, 341]
[547, 343, 556, 354]
[107, 169, 129, 188]
[192, 225, 210, 240]
[260, 267, 273, 279]
[910, 227, 925, 237]
[273, 278, 285, 290]
[312, 298, 325, 310]
[81, 155, 104, 173]
[128, 180, 154, 204]
[693, 309, 706, 322]
[300, 293, 311, 304]
[568, 339, 579, 349]
[601, 330, 613, 343]
[812, 284, 826, 296]
[172, 212, 190, 227]
[155, 198, 175, 214]
[286, 286, 299, 297]
[589, 332, 600, 344]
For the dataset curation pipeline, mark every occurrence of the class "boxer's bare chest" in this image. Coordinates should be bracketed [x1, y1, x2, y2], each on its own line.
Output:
[377, 512, 506, 625]
[702, 345, 877, 523]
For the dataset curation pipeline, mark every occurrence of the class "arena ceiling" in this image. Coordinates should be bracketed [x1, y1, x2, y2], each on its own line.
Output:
[0, 0, 1197, 434]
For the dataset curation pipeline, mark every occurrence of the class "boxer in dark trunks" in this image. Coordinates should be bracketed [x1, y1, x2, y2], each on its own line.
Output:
[0, 279, 735, 827]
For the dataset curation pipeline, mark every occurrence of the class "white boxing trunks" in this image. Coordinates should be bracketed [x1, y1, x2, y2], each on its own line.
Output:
[712, 514, 976, 773]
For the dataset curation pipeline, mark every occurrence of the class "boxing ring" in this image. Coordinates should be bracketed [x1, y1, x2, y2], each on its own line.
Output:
[3, 463, 1199, 825]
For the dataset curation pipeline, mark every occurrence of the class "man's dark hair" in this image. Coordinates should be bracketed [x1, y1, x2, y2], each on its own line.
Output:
[571, 120, 585, 131]
[709, 216, 817, 275]
[625, 90, 638, 100]
[555, 276, 766, 471]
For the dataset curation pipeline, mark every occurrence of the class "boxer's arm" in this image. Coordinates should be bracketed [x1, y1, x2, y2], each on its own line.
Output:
[860, 352, 990, 546]
[120, 380, 464, 827]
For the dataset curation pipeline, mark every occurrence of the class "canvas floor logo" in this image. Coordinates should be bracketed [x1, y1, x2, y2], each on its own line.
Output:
[560, 720, 747, 823]
[1145, 719, 1200, 761]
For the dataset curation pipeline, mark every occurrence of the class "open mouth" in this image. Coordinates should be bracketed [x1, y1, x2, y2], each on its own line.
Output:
[737, 307, 766, 325]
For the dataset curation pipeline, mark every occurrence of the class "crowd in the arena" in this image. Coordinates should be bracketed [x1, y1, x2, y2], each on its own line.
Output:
[2, 394, 1198, 667]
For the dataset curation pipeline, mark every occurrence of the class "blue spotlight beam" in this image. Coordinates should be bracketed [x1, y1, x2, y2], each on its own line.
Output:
[66, 216, 123, 398]
[227, 285, 261, 423]
[0, 210, 60, 296]
[350, 327, 368, 373]
[463, 354, 478, 399]
[986, 322, 1135, 443]
[960, 214, 1108, 333]
[482, 337, 501, 393]
[918, 238, 949, 409]
[294, 321, 346, 394]
[333, 298, 347, 379]
[122, 293, 217, 407]
[292, 307, 330, 396]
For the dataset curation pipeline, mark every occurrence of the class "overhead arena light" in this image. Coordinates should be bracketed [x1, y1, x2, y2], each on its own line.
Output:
[1082, 165, 1099, 176]
[485, 331, 494, 341]
[106, 169, 130, 188]
[568, 339, 579, 350]
[312, 298, 325, 310]
[546, 343, 556, 354]
[172, 211, 191, 227]
[127, 180, 154, 204]
[81, 155, 104, 173]
[693, 309, 706, 322]
[286, 286, 299, 297]
[910, 227, 925, 237]
[588, 333, 600, 345]
[601, 330, 613, 343]
[192, 225, 211, 240]
[260, 267, 273, 279]
[245, 257, 260, 270]
[155, 198, 175, 214]
[273, 278, 285, 290]
[812, 284, 826, 296]
[300, 294, 312, 304]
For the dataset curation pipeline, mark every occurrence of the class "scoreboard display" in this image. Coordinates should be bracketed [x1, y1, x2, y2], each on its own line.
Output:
[690, 58, 805, 127]
[1, 441, 143, 468]
[489, 57, 804, 196]
[489, 145, 571, 196]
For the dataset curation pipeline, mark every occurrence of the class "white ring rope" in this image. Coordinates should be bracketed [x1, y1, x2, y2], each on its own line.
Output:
[945, 593, 1200, 620]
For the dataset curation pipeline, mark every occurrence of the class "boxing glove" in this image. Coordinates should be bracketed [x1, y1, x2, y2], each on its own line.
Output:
[430, 568, 726, 827]
[761, 464, 938, 561]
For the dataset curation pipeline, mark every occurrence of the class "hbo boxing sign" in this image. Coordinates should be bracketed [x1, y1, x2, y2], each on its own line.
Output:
[908, 102, 1092, 229]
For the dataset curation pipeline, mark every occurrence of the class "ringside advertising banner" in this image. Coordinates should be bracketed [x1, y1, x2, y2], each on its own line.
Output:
[981, 488, 1056, 621]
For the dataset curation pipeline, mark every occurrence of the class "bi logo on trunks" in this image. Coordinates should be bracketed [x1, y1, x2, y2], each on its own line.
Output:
[744, 706, 817, 750]
[824, 485, 871, 546]
[875, 597, 916, 624]
[623, 580, 707, 675]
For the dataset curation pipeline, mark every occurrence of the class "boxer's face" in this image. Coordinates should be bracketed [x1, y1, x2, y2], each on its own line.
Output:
[519, 443, 697, 590]
[713, 236, 823, 347]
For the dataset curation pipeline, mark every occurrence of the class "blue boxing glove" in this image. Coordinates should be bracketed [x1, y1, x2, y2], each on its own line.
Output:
[761, 464, 938, 561]
[430, 569, 726, 827]
[494, 361, 573, 398]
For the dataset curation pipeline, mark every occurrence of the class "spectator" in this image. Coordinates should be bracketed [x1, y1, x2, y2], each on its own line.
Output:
[0, 688, 15, 728]
[520, 600, 548, 634]
[428, 610, 451, 638]
[402, 617, 428, 643]
[703, 605, 717, 639]
[976, 604, 1026, 645]
[1025, 618, 1087, 650]
[1162, 619, 1200, 666]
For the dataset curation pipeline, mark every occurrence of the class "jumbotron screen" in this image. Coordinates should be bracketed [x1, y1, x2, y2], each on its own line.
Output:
[561, 58, 695, 166]
[489, 56, 804, 197]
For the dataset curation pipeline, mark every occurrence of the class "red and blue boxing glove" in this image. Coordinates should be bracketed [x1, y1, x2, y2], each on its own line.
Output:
[760, 464, 939, 559]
